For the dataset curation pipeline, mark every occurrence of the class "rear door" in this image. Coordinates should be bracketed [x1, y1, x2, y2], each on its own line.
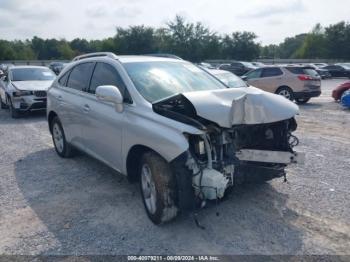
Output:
[56, 62, 95, 148]
[82, 62, 130, 171]
[258, 67, 284, 93]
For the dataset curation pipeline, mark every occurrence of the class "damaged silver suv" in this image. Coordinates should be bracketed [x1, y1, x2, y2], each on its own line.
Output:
[47, 52, 304, 224]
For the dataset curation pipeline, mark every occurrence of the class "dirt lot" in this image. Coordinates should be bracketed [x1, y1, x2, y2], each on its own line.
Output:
[0, 79, 349, 255]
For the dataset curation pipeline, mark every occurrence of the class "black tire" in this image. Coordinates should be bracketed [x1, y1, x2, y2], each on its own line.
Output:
[51, 116, 74, 158]
[295, 98, 311, 104]
[0, 96, 8, 109]
[276, 86, 294, 101]
[8, 97, 20, 118]
[140, 152, 178, 224]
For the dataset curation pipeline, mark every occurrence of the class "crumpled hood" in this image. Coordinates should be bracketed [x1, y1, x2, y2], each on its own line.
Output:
[12, 80, 53, 91]
[182, 87, 299, 127]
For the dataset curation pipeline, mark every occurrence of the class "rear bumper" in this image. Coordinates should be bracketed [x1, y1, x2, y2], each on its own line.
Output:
[294, 90, 321, 99]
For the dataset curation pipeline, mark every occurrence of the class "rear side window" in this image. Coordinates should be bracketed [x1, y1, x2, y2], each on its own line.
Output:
[286, 67, 304, 74]
[262, 68, 283, 77]
[67, 62, 95, 92]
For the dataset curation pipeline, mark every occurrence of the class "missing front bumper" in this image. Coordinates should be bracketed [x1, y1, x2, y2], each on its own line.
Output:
[236, 149, 305, 164]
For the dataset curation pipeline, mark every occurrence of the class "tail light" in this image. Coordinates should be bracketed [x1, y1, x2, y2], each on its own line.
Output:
[298, 74, 313, 81]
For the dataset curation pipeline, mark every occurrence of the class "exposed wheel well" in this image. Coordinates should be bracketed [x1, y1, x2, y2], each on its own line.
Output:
[126, 145, 160, 183]
[48, 111, 58, 133]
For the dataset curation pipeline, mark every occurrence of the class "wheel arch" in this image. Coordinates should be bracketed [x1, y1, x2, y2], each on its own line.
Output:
[125, 144, 165, 183]
[276, 85, 292, 93]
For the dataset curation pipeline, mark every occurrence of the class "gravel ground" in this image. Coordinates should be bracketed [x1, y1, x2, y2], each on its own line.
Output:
[0, 79, 349, 255]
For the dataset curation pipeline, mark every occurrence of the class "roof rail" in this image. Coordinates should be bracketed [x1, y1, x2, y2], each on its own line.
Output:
[72, 52, 118, 62]
[145, 53, 183, 60]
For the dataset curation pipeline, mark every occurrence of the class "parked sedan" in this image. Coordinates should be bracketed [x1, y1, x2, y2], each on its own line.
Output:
[307, 64, 332, 79]
[242, 66, 321, 104]
[217, 61, 257, 76]
[321, 65, 350, 78]
[332, 81, 350, 101]
[0, 66, 56, 118]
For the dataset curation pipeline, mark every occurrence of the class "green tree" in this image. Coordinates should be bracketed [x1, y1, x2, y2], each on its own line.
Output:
[277, 33, 307, 58]
[221, 31, 260, 61]
[294, 24, 327, 58]
[324, 21, 350, 59]
[113, 25, 157, 55]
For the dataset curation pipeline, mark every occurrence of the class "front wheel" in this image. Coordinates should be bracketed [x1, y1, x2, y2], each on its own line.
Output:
[276, 87, 294, 101]
[140, 152, 178, 224]
[295, 98, 311, 104]
[51, 117, 74, 158]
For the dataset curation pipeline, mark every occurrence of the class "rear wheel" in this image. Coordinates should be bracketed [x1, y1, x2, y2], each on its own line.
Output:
[140, 152, 178, 224]
[276, 86, 294, 101]
[295, 98, 311, 104]
[51, 117, 74, 158]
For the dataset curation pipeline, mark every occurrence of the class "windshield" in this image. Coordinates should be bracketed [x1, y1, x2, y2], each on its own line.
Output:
[124, 61, 226, 102]
[11, 68, 55, 81]
[215, 72, 247, 88]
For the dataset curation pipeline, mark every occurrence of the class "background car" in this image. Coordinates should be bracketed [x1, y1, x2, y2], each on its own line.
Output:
[207, 69, 247, 88]
[242, 66, 321, 104]
[321, 64, 350, 78]
[49, 62, 67, 75]
[217, 61, 257, 76]
[0, 66, 56, 118]
[341, 90, 350, 108]
[306, 64, 332, 79]
[332, 81, 350, 101]
[251, 62, 265, 67]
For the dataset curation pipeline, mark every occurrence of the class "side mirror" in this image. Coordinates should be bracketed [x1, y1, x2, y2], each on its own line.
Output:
[96, 85, 124, 113]
[241, 75, 247, 81]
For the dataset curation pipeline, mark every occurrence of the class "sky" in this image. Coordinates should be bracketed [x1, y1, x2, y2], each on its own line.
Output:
[0, 0, 349, 45]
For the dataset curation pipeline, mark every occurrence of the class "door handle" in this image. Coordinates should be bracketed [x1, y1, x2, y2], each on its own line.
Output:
[83, 104, 90, 113]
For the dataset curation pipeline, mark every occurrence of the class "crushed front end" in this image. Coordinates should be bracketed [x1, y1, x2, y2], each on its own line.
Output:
[153, 90, 304, 205]
[185, 118, 303, 201]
